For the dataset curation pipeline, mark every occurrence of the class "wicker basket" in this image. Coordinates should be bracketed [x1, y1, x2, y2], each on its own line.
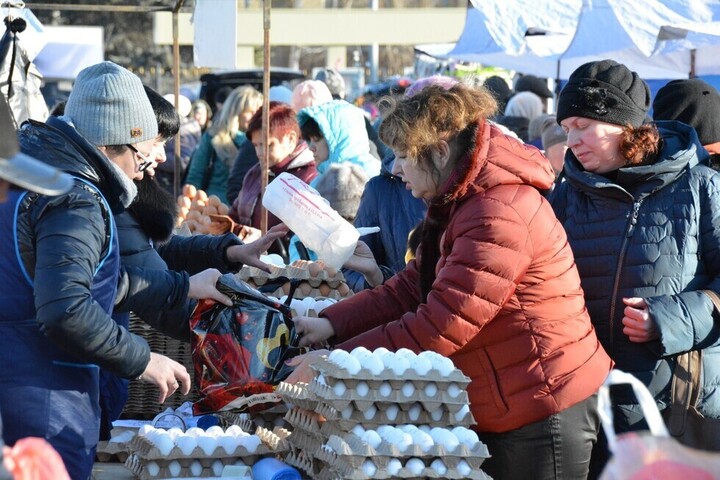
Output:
[120, 314, 200, 420]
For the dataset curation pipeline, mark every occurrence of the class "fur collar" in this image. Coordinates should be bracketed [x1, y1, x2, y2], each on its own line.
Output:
[127, 176, 178, 243]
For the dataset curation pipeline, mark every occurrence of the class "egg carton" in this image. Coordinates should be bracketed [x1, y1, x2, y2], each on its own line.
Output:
[309, 377, 470, 414]
[254, 425, 291, 452]
[238, 263, 345, 288]
[319, 433, 489, 467]
[125, 453, 254, 479]
[287, 426, 326, 454]
[316, 401, 476, 428]
[284, 448, 324, 479]
[311, 356, 471, 387]
[316, 442, 491, 480]
[95, 440, 130, 463]
[244, 280, 352, 301]
[282, 407, 326, 439]
[219, 405, 288, 431]
[128, 432, 271, 461]
[276, 381, 322, 411]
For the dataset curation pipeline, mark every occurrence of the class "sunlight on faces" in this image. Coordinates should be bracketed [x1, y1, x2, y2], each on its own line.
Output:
[238, 110, 254, 133]
[141, 136, 168, 177]
[250, 130, 298, 167]
[101, 138, 156, 181]
[308, 136, 329, 165]
[391, 149, 442, 201]
[560, 116, 625, 174]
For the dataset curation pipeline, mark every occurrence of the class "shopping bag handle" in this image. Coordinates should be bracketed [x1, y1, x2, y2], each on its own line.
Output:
[598, 370, 669, 452]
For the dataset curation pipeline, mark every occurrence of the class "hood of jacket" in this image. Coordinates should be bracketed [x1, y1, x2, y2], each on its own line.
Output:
[434, 121, 554, 207]
[297, 99, 379, 178]
[18, 116, 131, 213]
[562, 120, 708, 202]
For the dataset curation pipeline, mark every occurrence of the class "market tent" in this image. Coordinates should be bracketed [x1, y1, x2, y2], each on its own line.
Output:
[444, 0, 720, 80]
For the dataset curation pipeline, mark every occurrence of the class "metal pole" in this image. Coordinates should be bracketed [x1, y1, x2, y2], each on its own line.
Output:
[172, 6, 182, 200]
[260, 0, 271, 235]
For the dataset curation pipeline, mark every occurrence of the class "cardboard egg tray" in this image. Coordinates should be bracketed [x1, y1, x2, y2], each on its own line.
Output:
[282, 407, 326, 441]
[95, 440, 130, 463]
[316, 401, 476, 429]
[124, 453, 253, 480]
[238, 264, 345, 288]
[310, 356, 472, 387]
[318, 433, 489, 467]
[285, 448, 325, 479]
[308, 377, 470, 414]
[314, 458, 493, 480]
[128, 433, 272, 460]
[255, 425, 292, 452]
[276, 382, 323, 411]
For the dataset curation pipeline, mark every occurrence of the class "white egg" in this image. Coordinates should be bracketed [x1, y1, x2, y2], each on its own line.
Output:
[234, 459, 247, 466]
[185, 427, 205, 437]
[146, 461, 160, 477]
[363, 404, 378, 421]
[381, 429, 403, 448]
[166, 428, 183, 442]
[430, 459, 448, 475]
[168, 460, 182, 477]
[360, 354, 384, 375]
[328, 349, 351, 367]
[396, 348, 417, 360]
[405, 458, 425, 475]
[196, 434, 218, 455]
[435, 356, 456, 376]
[408, 402, 422, 421]
[190, 460, 203, 476]
[138, 424, 155, 437]
[418, 425, 431, 434]
[175, 434, 198, 456]
[225, 425, 245, 437]
[457, 459, 472, 476]
[333, 381, 347, 396]
[351, 424, 365, 437]
[211, 460, 224, 476]
[263, 253, 285, 267]
[376, 425, 394, 438]
[399, 424, 417, 433]
[316, 373, 327, 385]
[388, 355, 410, 376]
[350, 346, 372, 360]
[341, 355, 362, 375]
[238, 435, 261, 454]
[109, 431, 135, 443]
[412, 356, 432, 375]
[341, 405, 354, 419]
[396, 432, 413, 452]
[373, 347, 390, 357]
[424, 382, 438, 397]
[152, 433, 175, 456]
[430, 407, 444, 421]
[401, 382, 415, 398]
[205, 425, 225, 437]
[355, 381, 369, 397]
[447, 383, 461, 398]
[361, 430, 382, 449]
[386, 458, 403, 475]
[378, 381, 392, 397]
[218, 434, 237, 455]
[454, 404, 471, 422]
[410, 429, 435, 452]
[385, 404, 399, 421]
[452, 426, 480, 448]
[430, 428, 459, 452]
[361, 459, 377, 477]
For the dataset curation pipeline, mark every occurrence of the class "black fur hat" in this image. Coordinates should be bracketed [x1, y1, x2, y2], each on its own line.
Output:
[557, 59, 650, 128]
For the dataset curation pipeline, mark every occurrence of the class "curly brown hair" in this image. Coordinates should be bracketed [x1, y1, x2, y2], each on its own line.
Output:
[619, 123, 661, 166]
[378, 84, 497, 168]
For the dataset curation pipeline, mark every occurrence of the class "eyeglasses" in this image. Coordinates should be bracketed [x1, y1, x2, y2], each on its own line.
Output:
[125, 144, 154, 172]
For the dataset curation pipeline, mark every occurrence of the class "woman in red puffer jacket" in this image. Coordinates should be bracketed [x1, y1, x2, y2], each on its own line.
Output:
[289, 83, 612, 480]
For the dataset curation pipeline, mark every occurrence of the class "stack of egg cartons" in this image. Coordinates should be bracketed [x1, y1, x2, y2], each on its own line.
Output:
[276, 347, 492, 479]
[236, 260, 353, 300]
[124, 423, 277, 479]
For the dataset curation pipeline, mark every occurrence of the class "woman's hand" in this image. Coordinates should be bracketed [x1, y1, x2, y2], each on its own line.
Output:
[285, 349, 330, 384]
[343, 241, 384, 287]
[226, 224, 290, 272]
[139, 352, 192, 403]
[293, 316, 335, 347]
[622, 297, 659, 343]
[188, 268, 232, 306]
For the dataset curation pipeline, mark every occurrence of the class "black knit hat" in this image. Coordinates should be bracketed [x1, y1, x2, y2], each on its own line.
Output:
[515, 75, 553, 99]
[556, 60, 650, 128]
[652, 79, 720, 146]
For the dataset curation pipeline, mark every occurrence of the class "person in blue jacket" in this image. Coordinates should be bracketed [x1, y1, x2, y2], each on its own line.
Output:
[0, 62, 232, 480]
[550, 59, 720, 471]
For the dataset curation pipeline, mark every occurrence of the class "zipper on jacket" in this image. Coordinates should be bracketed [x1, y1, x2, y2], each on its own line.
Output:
[608, 200, 642, 355]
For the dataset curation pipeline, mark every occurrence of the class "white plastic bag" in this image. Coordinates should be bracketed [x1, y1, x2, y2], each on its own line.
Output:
[262, 173, 359, 269]
[599, 370, 720, 480]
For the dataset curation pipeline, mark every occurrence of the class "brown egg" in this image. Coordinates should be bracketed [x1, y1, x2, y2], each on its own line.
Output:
[299, 282, 312, 297]
[217, 203, 230, 215]
[281, 282, 291, 294]
[202, 205, 218, 216]
[186, 210, 201, 221]
[324, 265, 337, 278]
[307, 262, 322, 277]
[207, 195, 222, 207]
[183, 184, 197, 199]
[196, 190, 209, 203]
[179, 206, 190, 219]
[336, 283, 350, 297]
[318, 283, 331, 297]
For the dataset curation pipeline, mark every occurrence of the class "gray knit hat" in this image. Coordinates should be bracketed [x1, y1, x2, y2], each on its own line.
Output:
[314, 163, 368, 220]
[315, 68, 346, 100]
[65, 61, 158, 146]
